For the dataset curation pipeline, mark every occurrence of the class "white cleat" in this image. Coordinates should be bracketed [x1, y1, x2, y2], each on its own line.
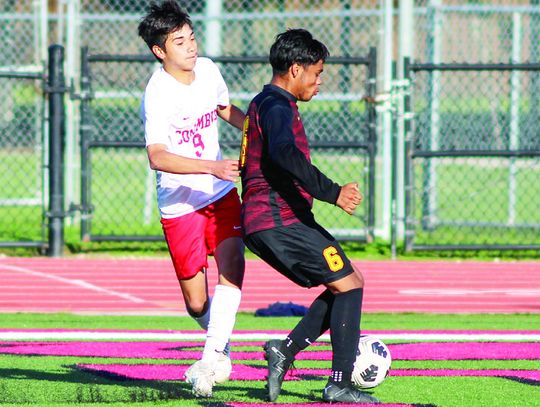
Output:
[214, 352, 232, 384]
[184, 360, 201, 384]
[185, 361, 215, 398]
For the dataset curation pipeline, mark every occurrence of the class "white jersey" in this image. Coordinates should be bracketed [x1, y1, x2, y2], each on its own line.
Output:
[141, 57, 234, 218]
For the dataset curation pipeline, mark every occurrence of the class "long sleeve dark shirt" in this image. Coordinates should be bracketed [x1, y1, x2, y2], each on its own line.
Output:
[240, 84, 341, 235]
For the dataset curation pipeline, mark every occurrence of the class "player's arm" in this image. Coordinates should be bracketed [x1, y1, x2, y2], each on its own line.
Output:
[217, 104, 245, 130]
[261, 101, 341, 204]
[147, 144, 239, 182]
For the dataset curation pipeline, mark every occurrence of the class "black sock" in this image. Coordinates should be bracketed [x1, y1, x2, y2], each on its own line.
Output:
[328, 288, 363, 385]
[286, 289, 334, 357]
[330, 370, 352, 386]
[280, 336, 301, 359]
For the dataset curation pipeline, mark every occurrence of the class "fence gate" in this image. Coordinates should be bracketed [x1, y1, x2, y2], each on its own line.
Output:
[79, 50, 378, 243]
[0, 69, 47, 250]
[404, 61, 540, 251]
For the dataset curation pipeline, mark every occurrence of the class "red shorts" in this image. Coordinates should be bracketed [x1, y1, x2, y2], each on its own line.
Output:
[161, 188, 242, 280]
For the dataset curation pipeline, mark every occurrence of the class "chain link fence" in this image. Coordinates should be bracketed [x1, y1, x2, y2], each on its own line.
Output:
[0, 1, 46, 249]
[78, 0, 379, 56]
[401, 1, 540, 251]
[67, 0, 380, 244]
[405, 64, 540, 250]
[413, 0, 540, 64]
[79, 52, 377, 241]
[405, 0, 540, 250]
[1, 0, 540, 254]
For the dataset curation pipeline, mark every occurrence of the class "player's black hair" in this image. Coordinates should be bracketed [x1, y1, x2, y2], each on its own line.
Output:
[269, 28, 329, 75]
[138, 0, 192, 60]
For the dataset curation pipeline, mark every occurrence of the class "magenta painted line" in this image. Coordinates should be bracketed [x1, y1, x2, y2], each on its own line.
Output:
[1, 328, 538, 335]
[391, 369, 540, 381]
[227, 404, 410, 407]
[388, 342, 540, 361]
[0, 341, 204, 359]
[76, 363, 540, 383]
[2, 341, 539, 361]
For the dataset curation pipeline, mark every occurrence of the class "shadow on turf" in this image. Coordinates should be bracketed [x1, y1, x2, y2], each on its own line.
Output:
[75, 364, 284, 404]
[0, 365, 397, 405]
[0, 365, 229, 403]
[75, 364, 315, 404]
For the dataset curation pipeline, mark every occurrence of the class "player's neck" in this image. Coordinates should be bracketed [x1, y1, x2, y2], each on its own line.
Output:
[164, 65, 195, 85]
[271, 76, 297, 99]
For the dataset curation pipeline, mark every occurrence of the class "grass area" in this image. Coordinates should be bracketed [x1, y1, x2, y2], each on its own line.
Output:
[1, 312, 539, 331]
[410, 158, 540, 250]
[0, 313, 538, 406]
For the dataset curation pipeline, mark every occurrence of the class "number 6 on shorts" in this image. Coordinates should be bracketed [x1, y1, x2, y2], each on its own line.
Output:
[322, 246, 344, 272]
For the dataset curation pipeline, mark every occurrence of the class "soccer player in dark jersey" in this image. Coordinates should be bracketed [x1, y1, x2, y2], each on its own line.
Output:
[239, 29, 380, 404]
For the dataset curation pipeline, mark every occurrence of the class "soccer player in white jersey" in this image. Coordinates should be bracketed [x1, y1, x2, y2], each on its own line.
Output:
[138, 0, 245, 398]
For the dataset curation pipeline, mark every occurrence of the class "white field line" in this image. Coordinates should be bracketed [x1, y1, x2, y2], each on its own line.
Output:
[399, 289, 540, 297]
[0, 331, 539, 341]
[0, 264, 146, 304]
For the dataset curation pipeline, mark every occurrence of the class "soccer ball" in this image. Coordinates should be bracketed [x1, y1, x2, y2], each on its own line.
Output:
[352, 335, 391, 389]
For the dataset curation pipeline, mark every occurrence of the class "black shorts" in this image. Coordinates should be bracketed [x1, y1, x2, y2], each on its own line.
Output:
[244, 222, 354, 288]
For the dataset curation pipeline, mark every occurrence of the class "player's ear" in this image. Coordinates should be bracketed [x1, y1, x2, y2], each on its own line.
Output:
[290, 63, 301, 78]
[152, 45, 166, 61]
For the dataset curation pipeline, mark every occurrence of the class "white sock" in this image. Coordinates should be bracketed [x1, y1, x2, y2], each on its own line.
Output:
[201, 284, 241, 363]
[192, 297, 211, 330]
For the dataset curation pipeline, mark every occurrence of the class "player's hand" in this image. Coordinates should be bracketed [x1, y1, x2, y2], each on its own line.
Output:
[211, 159, 240, 182]
[336, 182, 363, 215]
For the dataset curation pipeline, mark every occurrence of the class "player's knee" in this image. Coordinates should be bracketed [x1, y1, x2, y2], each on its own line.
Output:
[186, 298, 209, 318]
[327, 269, 364, 293]
[352, 265, 365, 287]
[355, 272, 365, 288]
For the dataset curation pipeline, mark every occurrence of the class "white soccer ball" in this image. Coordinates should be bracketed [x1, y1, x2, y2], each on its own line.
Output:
[352, 335, 391, 389]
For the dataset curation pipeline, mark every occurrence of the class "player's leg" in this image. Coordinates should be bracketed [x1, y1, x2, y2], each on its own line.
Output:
[161, 212, 216, 397]
[325, 269, 363, 386]
[263, 289, 334, 402]
[322, 265, 379, 403]
[247, 223, 378, 403]
[161, 211, 210, 321]
[279, 288, 334, 358]
[202, 189, 244, 358]
[244, 229, 292, 401]
[268, 271, 363, 383]
[179, 271, 210, 323]
[281, 264, 363, 354]
[246, 223, 350, 401]
[189, 190, 244, 397]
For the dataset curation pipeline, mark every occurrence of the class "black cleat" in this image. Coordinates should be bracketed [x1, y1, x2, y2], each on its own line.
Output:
[264, 339, 294, 402]
[322, 382, 381, 404]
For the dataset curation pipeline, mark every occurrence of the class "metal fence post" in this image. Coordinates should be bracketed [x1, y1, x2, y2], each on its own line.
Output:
[79, 46, 92, 242]
[47, 44, 66, 257]
[403, 57, 414, 253]
[366, 46, 377, 241]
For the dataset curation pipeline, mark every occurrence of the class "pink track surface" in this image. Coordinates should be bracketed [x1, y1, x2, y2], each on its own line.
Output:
[0, 257, 539, 314]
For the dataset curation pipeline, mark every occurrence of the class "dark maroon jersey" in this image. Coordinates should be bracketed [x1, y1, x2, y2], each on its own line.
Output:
[240, 84, 341, 235]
